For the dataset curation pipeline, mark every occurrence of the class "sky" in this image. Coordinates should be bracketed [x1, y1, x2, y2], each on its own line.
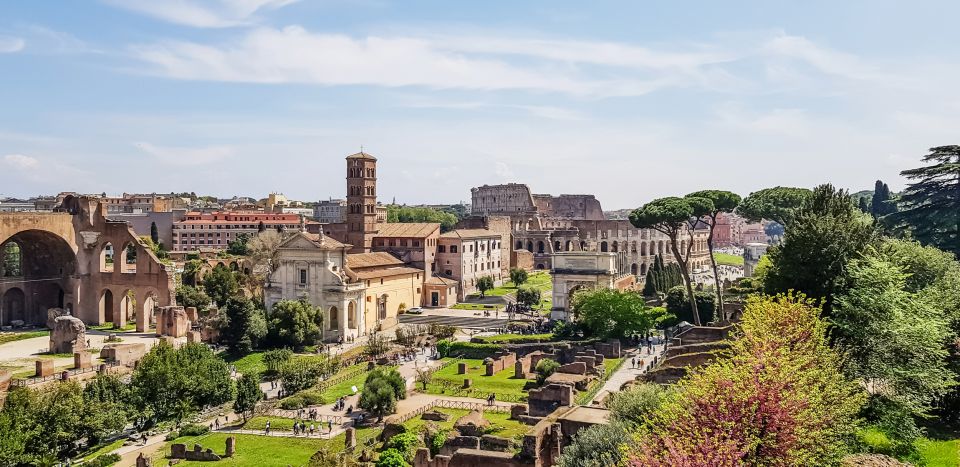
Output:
[1, 1, 959, 209]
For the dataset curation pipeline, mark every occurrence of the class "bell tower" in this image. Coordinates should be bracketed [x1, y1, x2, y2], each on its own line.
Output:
[345, 151, 378, 253]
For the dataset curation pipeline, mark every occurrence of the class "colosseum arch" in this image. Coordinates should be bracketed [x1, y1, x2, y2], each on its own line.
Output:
[0, 229, 77, 326]
[600, 241, 608, 253]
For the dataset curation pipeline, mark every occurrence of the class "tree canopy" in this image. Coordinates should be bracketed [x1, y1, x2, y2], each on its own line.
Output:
[386, 205, 458, 232]
[890, 145, 960, 256]
[571, 288, 664, 339]
[266, 299, 323, 350]
[686, 190, 742, 316]
[737, 186, 812, 226]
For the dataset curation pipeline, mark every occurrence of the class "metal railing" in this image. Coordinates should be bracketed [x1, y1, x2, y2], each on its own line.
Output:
[11, 362, 120, 387]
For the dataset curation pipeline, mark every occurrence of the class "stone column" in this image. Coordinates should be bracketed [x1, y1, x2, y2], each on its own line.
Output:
[113, 292, 127, 328]
[355, 300, 365, 337]
[338, 301, 348, 339]
[136, 296, 149, 333]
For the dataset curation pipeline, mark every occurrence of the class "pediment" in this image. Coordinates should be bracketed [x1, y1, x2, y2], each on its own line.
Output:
[280, 234, 320, 250]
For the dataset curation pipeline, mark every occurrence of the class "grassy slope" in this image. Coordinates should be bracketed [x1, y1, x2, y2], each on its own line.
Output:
[425, 358, 528, 401]
[402, 407, 529, 441]
[154, 433, 329, 467]
[480, 272, 552, 297]
[713, 252, 744, 267]
[0, 330, 48, 346]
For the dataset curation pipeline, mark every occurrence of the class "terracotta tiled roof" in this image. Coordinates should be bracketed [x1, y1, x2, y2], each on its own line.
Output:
[373, 222, 440, 239]
[353, 266, 422, 280]
[347, 252, 404, 269]
[440, 229, 502, 239]
[346, 151, 377, 161]
[302, 232, 347, 249]
[425, 276, 457, 286]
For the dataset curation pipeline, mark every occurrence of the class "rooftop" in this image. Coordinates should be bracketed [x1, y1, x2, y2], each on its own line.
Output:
[440, 228, 502, 240]
[346, 151, 377, 161]
[347, 251, 404, 269]
[374, 222, 440, 239]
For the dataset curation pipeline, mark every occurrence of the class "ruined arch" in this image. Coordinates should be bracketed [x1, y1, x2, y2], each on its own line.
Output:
[536, 241, 545, 254]
[120, 241, 137, 274]
[565, 240, 573, 251]
[99, 289, 114, 324]
[516, 240, 523, 250]
[1, 241, 22, 277]
[600, 241, 608, 253]
[554, 240, 561, 252]
[100, 242, 114, 273]
[1, 287, 25, 326]
[329, 306, 339, 330]
[631, 263, 638, 275]
[641, 263, 648, 275]
[641, 242, 647, 256]
[0, 230, 77, 326]
[526, 241, 533, 252]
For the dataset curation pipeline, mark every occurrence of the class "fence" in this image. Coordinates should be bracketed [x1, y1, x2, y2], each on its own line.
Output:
[387, 397, 511, 425]
[11, 362, 120, 387]
[314, 364, 367, 393]
[429, 379, 528, 404]
[264, 408, 344, 425]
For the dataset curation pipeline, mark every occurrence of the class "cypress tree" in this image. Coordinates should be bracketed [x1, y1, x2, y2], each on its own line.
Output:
[858, 197, 869, 213]
[150, 221, 159, 245]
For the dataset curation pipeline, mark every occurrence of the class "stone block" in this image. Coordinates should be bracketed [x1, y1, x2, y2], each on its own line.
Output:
[510, 404, 527, 420]
[485, 364, 495, 376]
[514, 360, 526, 379]
[156, 306, 189, 338]
[100, 343, 146, 365]
[457, 362, 467, 374]
[171, 443, 187, 459]
[186, 330, 201, 343]
[61, 370, 70, 381]
[74, 351, 92, 369]
[345, 427, 356, 449]
[480, 434, 514, 452]
[422, 410, 451, 422]
[462, 378, 472, 388]
[136, 452, 152, 467]
[557, 362, 587, 375]
[46, 307, 68, 329]
[49, 316, 87, 354]
[36, 359, 54, 378]
[224, 436, 235, 457]
[185, 307, 199, 323]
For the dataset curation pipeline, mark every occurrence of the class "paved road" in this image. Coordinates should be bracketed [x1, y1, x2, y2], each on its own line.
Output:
[399, 314, 510, 329]
[591, 339, 665, 404]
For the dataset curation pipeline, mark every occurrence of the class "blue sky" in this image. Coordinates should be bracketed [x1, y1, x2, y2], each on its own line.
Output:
[2, 1, 959, 209]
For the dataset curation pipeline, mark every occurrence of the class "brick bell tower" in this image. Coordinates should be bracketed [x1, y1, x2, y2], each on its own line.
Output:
[345, 151, 379, 253]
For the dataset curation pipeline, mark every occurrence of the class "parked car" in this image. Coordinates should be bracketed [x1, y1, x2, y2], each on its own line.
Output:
[406, 307, 423, 314]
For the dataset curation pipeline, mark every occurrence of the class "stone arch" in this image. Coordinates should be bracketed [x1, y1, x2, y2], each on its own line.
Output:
[565, 240, 573, 251]
[535, 263, 545, 270]
[120, 241, 137, 274]
[526, 241, 533, 252]
[99, 289, 114, 324]
[1, 287, 25, 326]
[631, 263, 638, 275]
[100, 242, 115, 273]
[641, 242, 647, 256]
[580, 241, 587, 251]
[230, 261, 239, 271]
[554, 240, 561, 252]
[631, 241, 638, 253]
[516, 240, 523, 250]
[140, 289, 160, 331]
[641, 263, 648, 275]
[0, 230, 77, 325]
[329, 306, 339, 330]
[118, 289, 136, 327]
[611, 241, 619, 253]
[348, 300, 356, 329]
[536, 241, 545, 254]
[658, 240, 665, 256]
[600, 241, 608, 253]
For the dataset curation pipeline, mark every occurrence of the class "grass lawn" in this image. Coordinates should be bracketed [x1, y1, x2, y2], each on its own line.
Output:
[478, 272, 553, 298]
[313, 363, 369, 401]
[89, 323, 137, 332]
[713, 252, 744, 267]
[603, 357, 625, 374]
[155, 432, 330, 466]
[916, 437, 959, 467]
[0, 330, 48, 346]
[79, 439, 124, 462]
[243, 416, 302, 432]
[226, 351, 266, 376]
[425, 358, 529, 402]
[402, 407, 529, 442]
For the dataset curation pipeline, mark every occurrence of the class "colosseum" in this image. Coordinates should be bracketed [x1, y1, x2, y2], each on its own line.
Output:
[469, 183, 711, 275]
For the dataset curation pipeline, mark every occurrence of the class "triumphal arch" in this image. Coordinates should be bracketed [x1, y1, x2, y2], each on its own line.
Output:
[0, 196, 174, 331]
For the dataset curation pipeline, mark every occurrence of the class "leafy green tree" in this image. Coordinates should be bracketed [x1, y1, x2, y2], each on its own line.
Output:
[81, 374, 130, 444]
[570, 288, 664, 339]
[181, 259, 203, 286]
[857, 196, 870, 213]
[220, 297, 267, 354]
[266, 299, 322, 350]
[891, 145, 960, 256]
[557, 421, 629, 467]
[386, 205, 457, 232]
[737, 186, 812, 227]
[631, 294, 864, 466]
[509, 268, 528, 286]
[385, 432, 420, 463]
[368, 367, 406, 400]
[262, 348, 293, 376]
[176, 285, 211, 310]
[476, 276, 494, 297]
[870, 180, 897, 218]
[227, 233, 250, 256]
[279, 358, 324, 394]
[833, 253, 953, 448]
[130, 342, 234, 423]
[516, 286, 541, 309]
[202, 266, 241, 307]
[363, 330, 391, 360]
[605, 383, 672, 427]
[630, 196, 713, 325]
[234, 373, 263, 422]
[535, 359, 560, 385]
[150, 221, 159, 245]
[763, 184, 878, 315]
[686, 190, 742, 317]
[664, 285, 715, 326]
[359, 376, 399, 422]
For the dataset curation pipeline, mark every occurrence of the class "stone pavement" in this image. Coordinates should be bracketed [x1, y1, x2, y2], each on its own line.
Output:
[591, 339, 665, 404]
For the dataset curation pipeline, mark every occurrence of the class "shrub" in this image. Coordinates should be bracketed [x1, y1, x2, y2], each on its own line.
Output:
[280, 359, 324, 394]
[279, 396, 305, 410]
[665, 285, 715, 324]
[85, 453, 121, 467]
[165, 431, 180, 441]
[535, 359, 560, 385]
[428, 323, 457, 339]
[428, 429, 448, 456]
[385, 431, 421, 462]
[376, 448, 410, 467]
[436, 339, 452, 358]
[179, 423, 210, 437]
[443, 341, 499, 359]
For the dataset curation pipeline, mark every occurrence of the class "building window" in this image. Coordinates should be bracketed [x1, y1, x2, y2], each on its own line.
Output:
[451, 245, 458, 253]
[299, 269, 307, 284]
[438, 245, 446, 253]
[445, 269, 452, 276]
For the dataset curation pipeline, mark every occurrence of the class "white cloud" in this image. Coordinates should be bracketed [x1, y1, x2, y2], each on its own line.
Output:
[494, 161, 515, 181]
[0, 36, 25, 53]
[135, 142, 234, 166]
[3, 154, 39, 169]
[103, 0, 298, 28]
